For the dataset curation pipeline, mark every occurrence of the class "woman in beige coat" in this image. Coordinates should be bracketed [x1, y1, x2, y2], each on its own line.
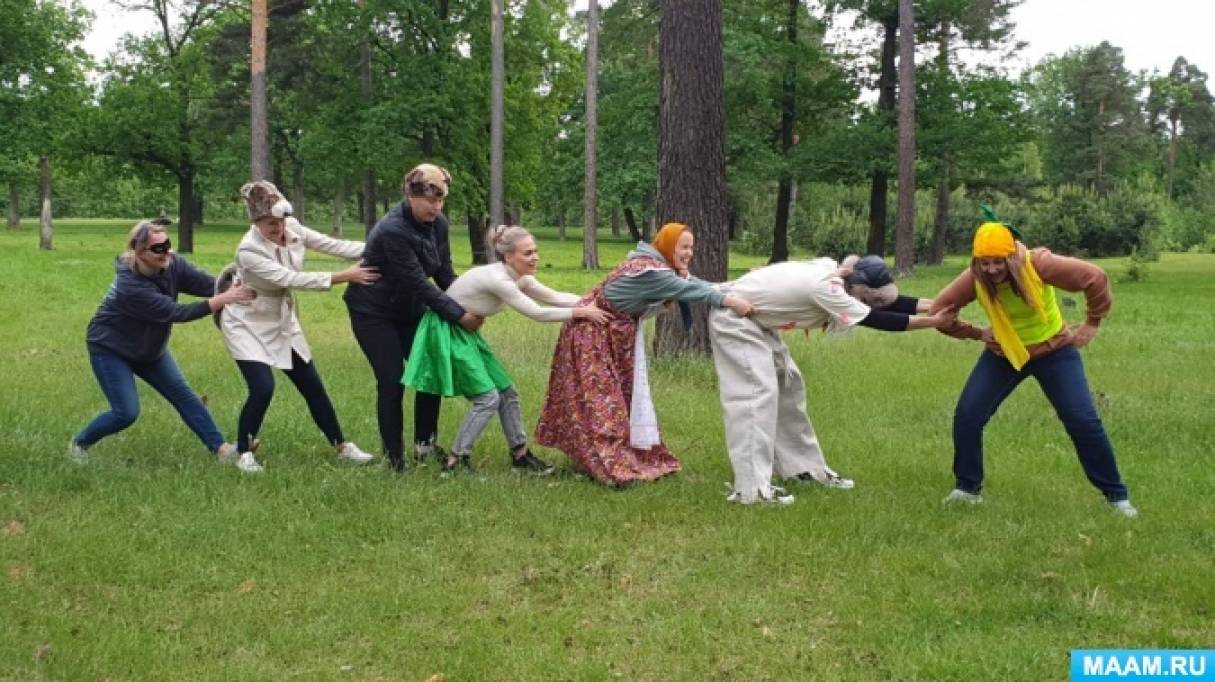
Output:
[220, 180, 380, 472]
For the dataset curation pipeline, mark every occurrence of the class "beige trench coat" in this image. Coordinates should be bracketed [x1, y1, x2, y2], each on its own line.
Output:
[221, 219, 363, 368]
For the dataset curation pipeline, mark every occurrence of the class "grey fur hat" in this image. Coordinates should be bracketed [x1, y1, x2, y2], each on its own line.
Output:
[241, 180, 293, 221]
[841, 254, 898, 308]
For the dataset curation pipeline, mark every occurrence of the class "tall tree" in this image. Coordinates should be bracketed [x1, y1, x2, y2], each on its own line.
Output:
[768, 0, 798, 263]
[893, 0, 915, 275]
[489, 0, 505, 239]
[654, 0, 728, 356]
[582, 0, 601, 269]
[249, 0, 269, 180]
[359, 0, 375, 229]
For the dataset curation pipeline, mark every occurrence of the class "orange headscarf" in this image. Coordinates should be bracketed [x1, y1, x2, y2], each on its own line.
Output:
[651, 222, 689, 267]
[972, 222, 1015, 258]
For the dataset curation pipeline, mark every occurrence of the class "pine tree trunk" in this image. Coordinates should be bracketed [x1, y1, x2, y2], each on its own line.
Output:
[250, 0, 270, 180]
[467, 211, 489, 265]
[1167, 122, 1178, 199]
[292, 162, 305, 224]
[623, 206, 641, 241]
[654, 0, 728, 356]
[38, 157, 52, 250]
[894, 0, 916, 277]
[581, 0, 601, 270]
[359, 0, 376, 229]
[610, 205, 621, 237]
[489, 0, 505, 232]
[332, 183, 345, 237]
[769, 0, 798, 264]
[557, 206, 566, 242]
[867, 11, 898, 256]
[177, 168, 196, 253]
[7, 182, 19, 229]
[929, 161, 951, 266]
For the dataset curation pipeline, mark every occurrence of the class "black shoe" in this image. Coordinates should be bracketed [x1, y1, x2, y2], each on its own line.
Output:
[510, 449, 554, 476]
[388, 456, 408, 474]
[440, 453, 475, 479]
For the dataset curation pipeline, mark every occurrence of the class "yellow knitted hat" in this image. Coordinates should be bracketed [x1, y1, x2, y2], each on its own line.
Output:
[973, 222, 1015, 258]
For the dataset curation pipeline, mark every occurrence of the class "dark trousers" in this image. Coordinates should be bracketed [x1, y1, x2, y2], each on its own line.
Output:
[349, 312, 441, 465]
[952, 346, 1128, 501]
[75, 350, 226, 453]
[235, 351, 345, 453]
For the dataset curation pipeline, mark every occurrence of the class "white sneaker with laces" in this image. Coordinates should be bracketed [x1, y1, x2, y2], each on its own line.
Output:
[726, 485, 795, 506]
[1109, 499, 1138, 518]
[67, 441, 89, 464]
[235, 451, 264, 473]
[821, 467, 855, 490]
[337, 441, 374, 464]
[216, 443, 238, 463]
[942, 488, 983, 505]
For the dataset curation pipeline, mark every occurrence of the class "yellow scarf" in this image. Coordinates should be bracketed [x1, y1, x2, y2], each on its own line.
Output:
[973, 250, 1048, 370]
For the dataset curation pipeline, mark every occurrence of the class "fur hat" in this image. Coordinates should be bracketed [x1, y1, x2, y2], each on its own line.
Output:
[841, 254, 898, 308]
[240, 180, 293, 221]
[402, 163, 452, 198]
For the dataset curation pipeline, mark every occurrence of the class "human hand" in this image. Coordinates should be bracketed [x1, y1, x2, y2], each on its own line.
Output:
[340, 262, 380, 286]
[1070, 322, 1099, 348]
[574, 304, 609, 324]
[458, 313, 484, 332]
[926, 305, 956, 329]
[223, 281, 255, 305]
[979, 327, 995, 344]
[724, 294, 754, 318]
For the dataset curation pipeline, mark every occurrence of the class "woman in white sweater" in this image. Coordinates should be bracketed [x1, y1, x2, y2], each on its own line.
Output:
[221, 180, 381, 472]
[403, 225, 607, 476]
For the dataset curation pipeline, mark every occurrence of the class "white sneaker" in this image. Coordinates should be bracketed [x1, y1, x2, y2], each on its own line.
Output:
[234, 451, 264, 473]
[216, 443, 238, 463]
[337, 441, 374, 464]
[793, 468, 855, 490]
[726, 485, 795, 506]
[1109, 499, 1138, 518]
[67, 441, 89, 464]
[942, 488, 982, 505]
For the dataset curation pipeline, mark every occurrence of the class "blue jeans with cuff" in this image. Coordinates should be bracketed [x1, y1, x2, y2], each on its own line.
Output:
[952, 345, 1129, 502]
[75, 350, 226, 453]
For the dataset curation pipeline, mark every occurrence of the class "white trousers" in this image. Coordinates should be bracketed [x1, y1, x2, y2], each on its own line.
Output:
[709, 308, 829, 503]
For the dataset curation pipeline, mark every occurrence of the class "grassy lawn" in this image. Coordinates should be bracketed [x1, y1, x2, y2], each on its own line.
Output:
[1, 219, 1212, 680]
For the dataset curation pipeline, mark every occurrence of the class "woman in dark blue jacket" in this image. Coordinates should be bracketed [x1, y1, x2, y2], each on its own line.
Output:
[344, 164, 483, 471]
[70, 220, 254, 465]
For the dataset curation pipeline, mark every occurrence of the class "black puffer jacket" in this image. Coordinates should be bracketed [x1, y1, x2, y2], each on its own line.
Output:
[343, 201, 466, 322]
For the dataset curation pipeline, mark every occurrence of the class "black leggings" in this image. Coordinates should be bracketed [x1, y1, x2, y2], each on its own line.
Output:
[235, 351, 345, 453]
[349, 312, 441, 465]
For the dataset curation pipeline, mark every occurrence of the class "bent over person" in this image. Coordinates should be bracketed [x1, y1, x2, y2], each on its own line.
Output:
[711, 255, 954, 505]
[71, 220, 253, 464]
[930, 220, 1137, 518]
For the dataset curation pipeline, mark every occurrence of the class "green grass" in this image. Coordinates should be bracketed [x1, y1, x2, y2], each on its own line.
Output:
[1, 219, 1213, 680]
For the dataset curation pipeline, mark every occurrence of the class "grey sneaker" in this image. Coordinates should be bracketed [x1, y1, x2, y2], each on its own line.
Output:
[942, 488, 983, 505]
[726, 485, 795, 506]
[67, 441, 89, 464]
[1109, 499, 1138, 518]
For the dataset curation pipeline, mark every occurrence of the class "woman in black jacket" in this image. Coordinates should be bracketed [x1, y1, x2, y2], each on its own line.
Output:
[70, 220, 254, 465]
[344, 164, 482, 471]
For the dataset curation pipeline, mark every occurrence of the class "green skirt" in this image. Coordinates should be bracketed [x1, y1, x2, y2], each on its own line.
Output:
[402, 311, 513, 398]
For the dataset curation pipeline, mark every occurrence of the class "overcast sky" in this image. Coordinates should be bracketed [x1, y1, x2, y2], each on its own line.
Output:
[81, 0, 1215, 79]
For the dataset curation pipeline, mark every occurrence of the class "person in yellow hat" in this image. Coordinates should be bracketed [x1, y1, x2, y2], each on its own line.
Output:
[929, 220, 1137, 517]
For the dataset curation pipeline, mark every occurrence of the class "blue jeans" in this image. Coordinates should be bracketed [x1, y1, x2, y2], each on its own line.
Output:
[74, 350, 227, 454]
[952, 346, 1128, 502]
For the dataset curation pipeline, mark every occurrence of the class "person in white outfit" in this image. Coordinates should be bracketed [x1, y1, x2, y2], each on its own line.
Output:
[710, 255, 954, 505]
[219, 180, 380, 472]
[402, 225, 607, 477]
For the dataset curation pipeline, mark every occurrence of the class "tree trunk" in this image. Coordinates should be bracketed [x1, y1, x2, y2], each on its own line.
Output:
[610, 204, 622, 237]
[7, 182, 19, 229]
[894, 0, 916, 276]
[929, 161, 951, 265]
[867, 11, 898, 256]
[489, 0, 505, 232]
[250, 0, 270, 180]
[292, 162, 305, 224]
[467, 211, 488, 265]
[582, 0, 601, 269]
[38, 157, 52, 250]
[509, 204, 521, 225]
[769, 0, 798, 264]
[557, 206, 566, 242]
[654, 0, 728, 356]
[623, 205, 642, 242]
[728, 202, 738, 241]
[1095, 97, 1106, 193]
[332, 182, 345, 237]
[359, 0, 376, 230]
[1166, 119, 1178, 199]
[177, 168, 196, 253]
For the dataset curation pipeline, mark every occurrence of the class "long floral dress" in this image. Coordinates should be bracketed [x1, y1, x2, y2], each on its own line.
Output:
[534, 256, 683, 484]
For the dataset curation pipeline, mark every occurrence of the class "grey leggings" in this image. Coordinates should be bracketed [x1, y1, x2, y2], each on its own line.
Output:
[451, 386, 527, 456]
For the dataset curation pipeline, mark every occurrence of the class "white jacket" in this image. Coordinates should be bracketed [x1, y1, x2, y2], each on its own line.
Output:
[221, 219, 363, 368]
